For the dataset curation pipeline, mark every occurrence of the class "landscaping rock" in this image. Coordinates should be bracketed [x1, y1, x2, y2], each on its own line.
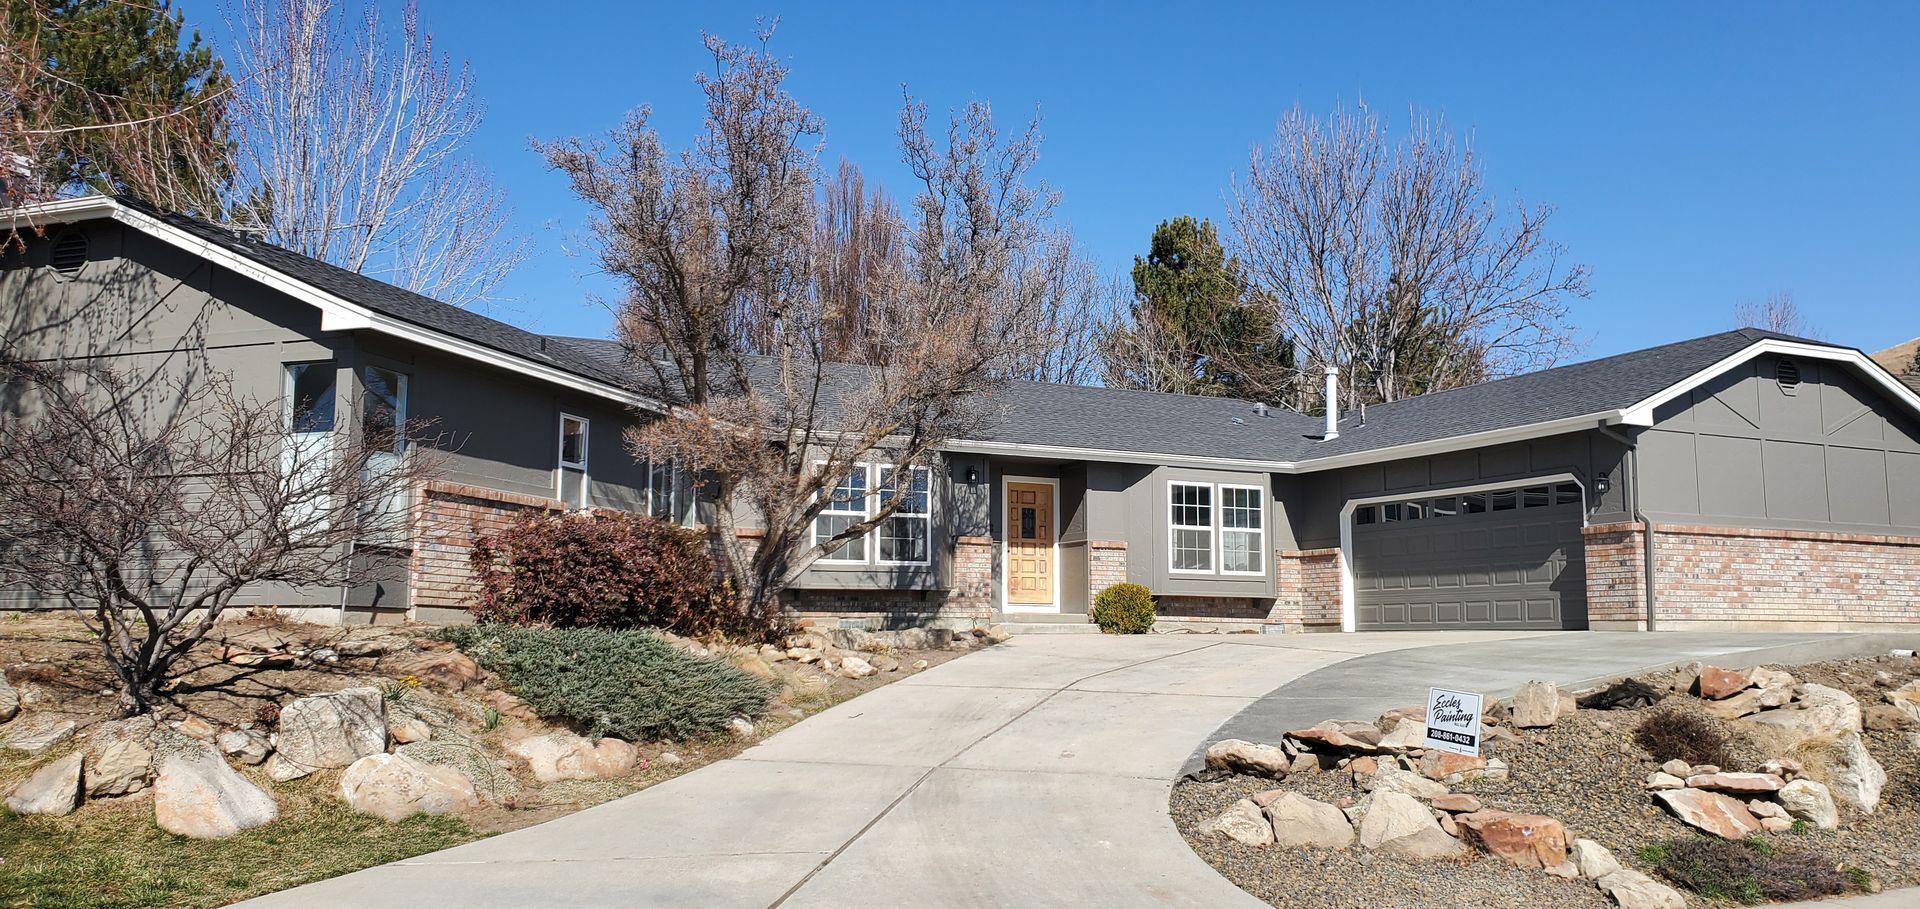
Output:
[1512, 680, 1560, 728]
[1778, 778, 1839, 829]
[1684, 772, 1785, 794]
[0, 672, 17, 723]
[1654, 788, 1763, 839]
[1742, 683, 1861, 750]
[728, 716, 756, 739]
[1366, 766, 1449, 800]
[1644, 772, 1685, 790]
[85, 715, 156, 797]
[1431, 793, 1483, 813]
[1703, 688, 1769, 720]
[1758, 757, 1804, 780]
[1696, 665, 1751, 700]
[786, 647, 823, 663]
[154, 746, 278, 838]
[338, 752, 479, 822]
[1376, 705, 1425, 733]
[388, 714, 432, 745]
[1759, 815, 1793, 833]
[1570, 838, 1623, 880]
[1262, 792, 1353, 849]
[399, 651, 484, 691]
[506, 733, 637, 782]
[1203, 798, 1274, 846]
[1863, 704, 1914, 732]
[1748, 799, 1788, 820]
[1747, 666, 1794, 690]
[833, 655, 877, 679]
[732, 652, 778, 681]
[1887, 679, 1920, 724]
[480, 689, 539, 722]
[1375, 722, 1425, 753]
[1455, 810, 1568, 870]
[4, 751, 83, 815]
[1285, 720, 1385, 754]
[267, 687, 387, 781]
[216, 728, 271, 766]
[1358, 791, 1467, 859]
[2, 715, 76, 755]
[1828, 730, 1886, 813]
[910, 659, 929, 671]
[1204, 739, 1291, 779]
[1596, 869, 1687, 909]
[1416, 750, 1486, 783]
[334, 636, 407, 658]
[1659, 758, 1691, 777]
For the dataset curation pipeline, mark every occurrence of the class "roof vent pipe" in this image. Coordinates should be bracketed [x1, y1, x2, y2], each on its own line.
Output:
[1323, 366, 1340, 440]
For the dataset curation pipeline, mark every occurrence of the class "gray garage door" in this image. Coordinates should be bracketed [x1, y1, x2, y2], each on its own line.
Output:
[1352, 482, 1588, 631]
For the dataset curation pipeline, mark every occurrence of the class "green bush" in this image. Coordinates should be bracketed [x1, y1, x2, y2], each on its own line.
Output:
[1634, 708, 1735, 769]
[1091, 583, 1155, 634]
[436, 625, 775, 741]
[1641, 837, 1858, 904]
[467, 510, 750, 636]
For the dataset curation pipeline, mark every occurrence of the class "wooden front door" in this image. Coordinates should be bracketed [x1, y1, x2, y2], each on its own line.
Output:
[1006, 482, 1055, 607]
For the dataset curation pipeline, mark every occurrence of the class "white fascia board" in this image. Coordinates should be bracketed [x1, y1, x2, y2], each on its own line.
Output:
[8, 197, 667, 416]
[1618, 338, 1920, 426]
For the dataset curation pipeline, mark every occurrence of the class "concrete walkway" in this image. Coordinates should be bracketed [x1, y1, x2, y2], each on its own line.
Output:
[236, 629, 1907, 908]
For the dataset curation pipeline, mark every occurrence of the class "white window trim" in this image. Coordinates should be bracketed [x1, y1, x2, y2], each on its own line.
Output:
[644, 457, 682, 522]
[814, 462, 875, 565]
[1217, 483, 1268, 577]
[876, 465, 934, 568]
[1167, 481, 1218, 576]
[557, 413, 589, 470]
[999, 474, 1060, 613]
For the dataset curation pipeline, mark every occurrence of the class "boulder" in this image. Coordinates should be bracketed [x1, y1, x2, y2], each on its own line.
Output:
[85, 716, 157, 797]
[1512, 680, 1560, 728]
[217, 728, 271, 765]
[1, 716, 76, 755]
[338, 752, 479, 822]
[388, 715, 432, 745]
[1747, 799, 1788, 820]
[398, 651, 484, 691]
[0, 672, 17, 723]
[1684, 772, 1785, 794]
[1570, 837, 1623, 880]
[1696, 665, 1752, 700]
[154, 746, 278, 838]
[1203, 798, 1274, 846]
[833, 655, 877, 679]
[1454, 810, 1568, 870]
[1887, 679, 1920, 724]
[1347, 756, 1378, 777]
[1597, 869, 1688, 909]
[1864, 705, 1914, 732]
[1376, 705, 1425, 733]
[267, 687, 387, 781]
[1703, 688, 1769, 720]
[1759, 815, 1793, 833]
[1741, 684, 1861, 750]
[1645, 772, 1685, 791]
[1375, 723, 1426, 753]
[4, 751, 84, 815]
[727, 716, 757, 739]
[1660, 758, 1691, 776]
[1285, 720, 1386, 754]
[1431, 793, 1483, 813]
[1366, 766, 1449, 800]
[1828, 731, 1886, 814]
[1416, 750, 1487, 783]
[1359, 791, 1468, 859]
[1204, 739, 1291, 779]
[1778, 778, 1839, 829]
[1747, 666, 1794, 689]
[1654, 788, 1763, 839]
[1263, 792, 1353, 849]
[506, 733, 638, 782]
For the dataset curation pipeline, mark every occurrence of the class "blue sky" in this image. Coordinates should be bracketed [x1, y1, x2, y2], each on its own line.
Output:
[234, 2, 1920, 360]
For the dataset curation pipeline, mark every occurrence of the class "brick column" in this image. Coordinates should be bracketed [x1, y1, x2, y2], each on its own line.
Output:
[1270, 547, 1343, 630]
[411, 481, 563, 617]
[1582, 522, 1648, 630]
[1088, 540, 1129, 604]
[949, 535, 995, 617]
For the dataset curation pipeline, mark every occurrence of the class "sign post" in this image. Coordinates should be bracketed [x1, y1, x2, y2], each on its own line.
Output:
[1424, 687, 1484, 757]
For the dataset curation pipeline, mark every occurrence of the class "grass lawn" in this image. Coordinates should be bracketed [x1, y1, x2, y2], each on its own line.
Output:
[0, 775, 485, 909]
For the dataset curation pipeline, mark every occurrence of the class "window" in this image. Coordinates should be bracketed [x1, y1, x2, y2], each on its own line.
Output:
[284, 364, 338, 538]
[1431, 496, 1458, 518]
[1555, 483, 1583, 506]
[646, 459, 683, 521]
[878, 467, 932, 565]
[287, 363, 336, 434]
[1354, 505, 1378, 525]
[1461, 493, 1488, 514]
[1220, 486, 1265, 574]
[1169, 483, 1215, 572]
[815, 466, 870, 563]
[1521, 486, 1551, 509]
[1403, 500, 1426, 521]
[558, 415, 588, 469]
[361, 367, 407, 454]
[1382, 502, 1402, 522]
[1490, 490, 1518, 511]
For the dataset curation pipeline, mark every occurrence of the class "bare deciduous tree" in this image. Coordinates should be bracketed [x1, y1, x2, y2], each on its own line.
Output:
[1229, 104, 1588, 408]
[224, 0, 523, 308]
[545, 32, 1073, 625]
[1733, 292, 1820, 339]
[0, 359, 440, 713]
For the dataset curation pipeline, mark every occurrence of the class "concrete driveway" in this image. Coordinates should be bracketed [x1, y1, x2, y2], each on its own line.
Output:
[236, 629, 1892, 909]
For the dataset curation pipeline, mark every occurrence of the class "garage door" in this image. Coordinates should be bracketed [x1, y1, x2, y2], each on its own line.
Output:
[1352, 482, 1588, 631]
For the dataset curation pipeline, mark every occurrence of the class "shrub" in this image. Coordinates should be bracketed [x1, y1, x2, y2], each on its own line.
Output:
[1644, 837, 1858, 904]
[437, 625, 775, 741]
[1092, 583, 1156, 634]
[468, 510, 743, 636]
[1634, 708, 1735, 769]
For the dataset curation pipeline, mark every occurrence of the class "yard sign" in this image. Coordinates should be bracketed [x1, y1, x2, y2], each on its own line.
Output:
[1423, 687, 1482, 757]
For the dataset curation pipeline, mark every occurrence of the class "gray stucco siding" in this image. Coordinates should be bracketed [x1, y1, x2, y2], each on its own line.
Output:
[1637, 353, 1920, 534]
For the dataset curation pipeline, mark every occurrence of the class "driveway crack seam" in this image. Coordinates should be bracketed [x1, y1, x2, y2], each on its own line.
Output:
[763, 640, 1226, 908]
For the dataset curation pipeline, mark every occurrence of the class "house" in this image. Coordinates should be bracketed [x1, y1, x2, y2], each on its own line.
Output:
[1872, 338, 1920, 395]
[6, 196, 1920, 633]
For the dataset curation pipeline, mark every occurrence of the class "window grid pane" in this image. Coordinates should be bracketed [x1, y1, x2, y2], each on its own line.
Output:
[1172, 528, 1213, 571]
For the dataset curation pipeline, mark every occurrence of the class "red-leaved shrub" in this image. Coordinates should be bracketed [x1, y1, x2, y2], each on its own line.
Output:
[468, 510, 735, 635]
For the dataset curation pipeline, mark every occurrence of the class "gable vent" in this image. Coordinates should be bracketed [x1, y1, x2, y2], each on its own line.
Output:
[1776, 358, 1802, 395]
[50, 232, 88, 278]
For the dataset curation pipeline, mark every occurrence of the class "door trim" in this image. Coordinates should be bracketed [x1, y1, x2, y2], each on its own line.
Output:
[1000, 475, 1060, 614]
[1337, 472, 1586, 632]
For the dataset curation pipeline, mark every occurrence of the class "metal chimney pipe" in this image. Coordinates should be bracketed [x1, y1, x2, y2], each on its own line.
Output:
[1323, 366, 1340, 440]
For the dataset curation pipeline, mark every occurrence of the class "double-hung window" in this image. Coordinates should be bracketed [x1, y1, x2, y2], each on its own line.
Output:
[557, 414, 588, 508]
[1169, 481, 1266, 576]
[813, 463, 934, 566]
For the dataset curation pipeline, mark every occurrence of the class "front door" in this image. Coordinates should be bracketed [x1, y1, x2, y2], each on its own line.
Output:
[1006, 481, 1055, 608]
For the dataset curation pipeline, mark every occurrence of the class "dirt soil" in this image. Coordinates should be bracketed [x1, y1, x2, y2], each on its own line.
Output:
[1172, 653, 1920, 909]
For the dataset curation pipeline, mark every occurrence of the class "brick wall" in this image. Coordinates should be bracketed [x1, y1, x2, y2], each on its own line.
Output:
[411, 481, 562, 615]
[783, 535, 996, 629]
[1272, 547, 1344, 630]
[1583, 521, 1920, 631]
[1088, 540, 1128, 604]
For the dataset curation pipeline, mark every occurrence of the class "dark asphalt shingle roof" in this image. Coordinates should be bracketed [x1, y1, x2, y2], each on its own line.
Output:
[96, 199, 1869, 468]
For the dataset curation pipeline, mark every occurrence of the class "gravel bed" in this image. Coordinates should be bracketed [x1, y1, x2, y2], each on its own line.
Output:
[1171, 654, 1920, 909]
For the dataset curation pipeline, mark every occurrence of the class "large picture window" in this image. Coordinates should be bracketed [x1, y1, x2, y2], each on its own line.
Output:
[1169, 482, 1215, 573]
[812, 463, 935, 566]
